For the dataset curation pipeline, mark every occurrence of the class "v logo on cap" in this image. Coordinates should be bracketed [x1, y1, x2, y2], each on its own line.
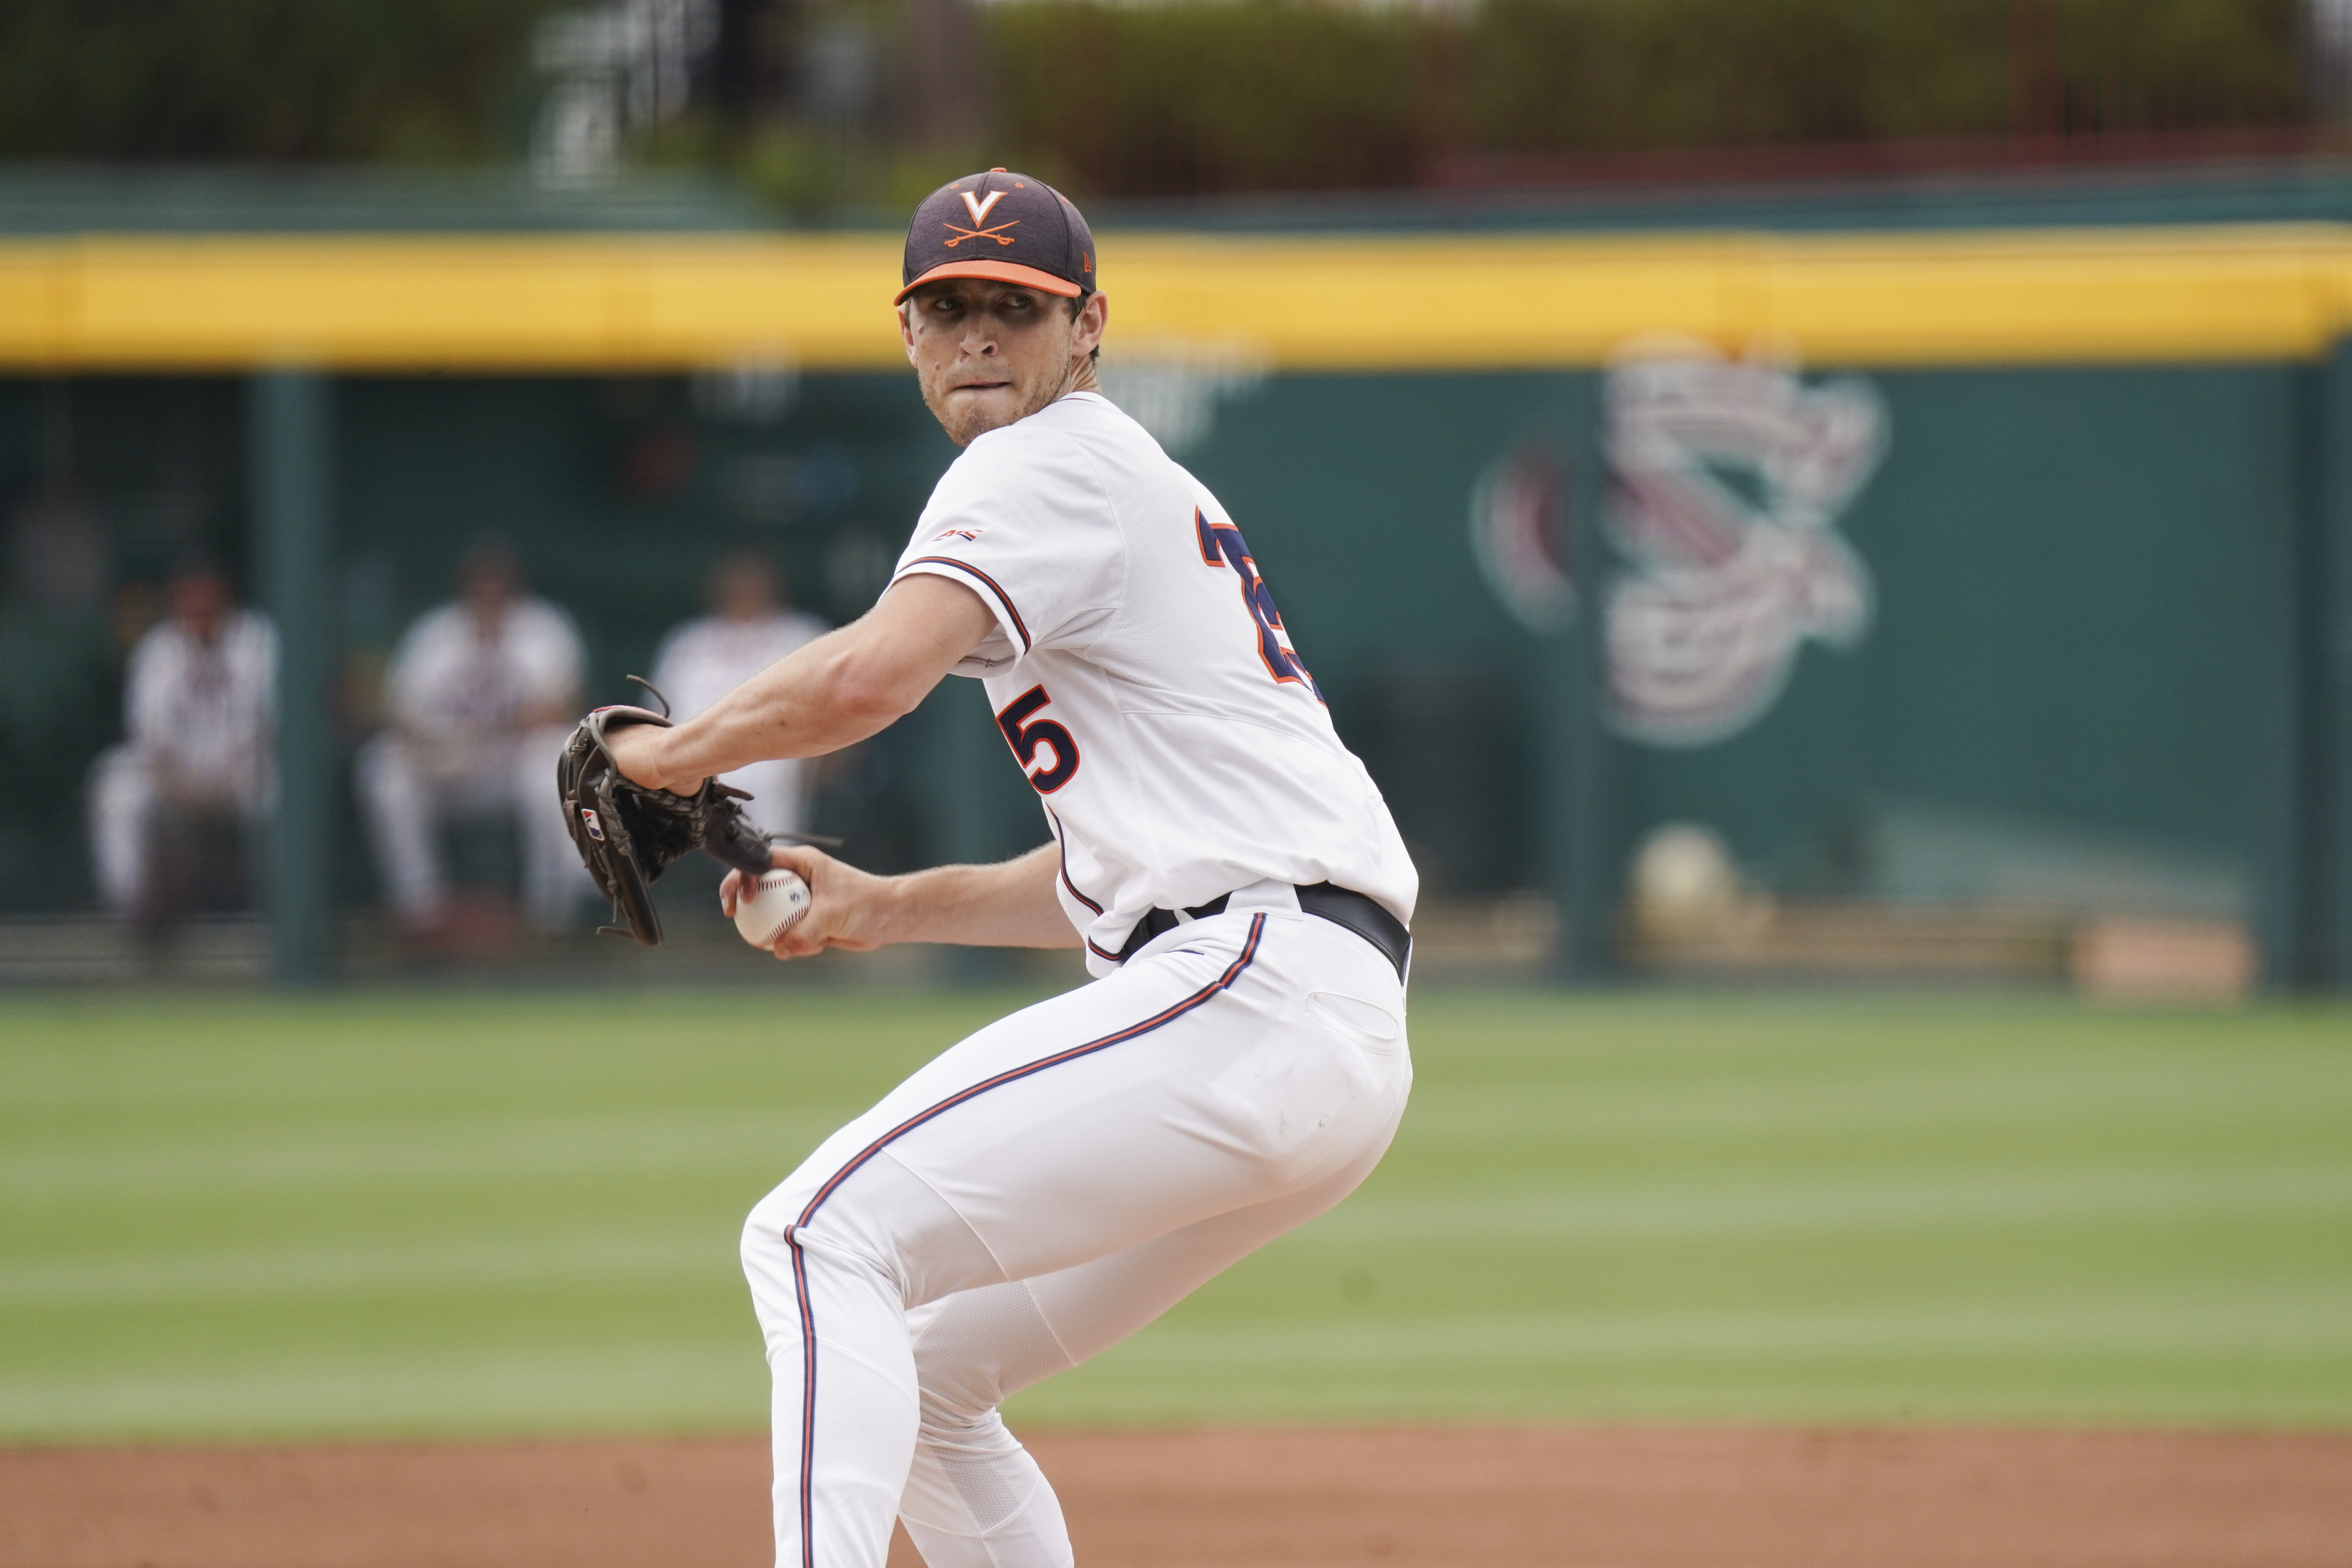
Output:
[898, 169, 1097, 304]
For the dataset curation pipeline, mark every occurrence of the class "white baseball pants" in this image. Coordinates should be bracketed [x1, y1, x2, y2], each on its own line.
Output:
[354, 728, 594, 929]
[87, 743, 271, 920]
[87, 744, 153, 915]
[740, 886, 1412, 1568]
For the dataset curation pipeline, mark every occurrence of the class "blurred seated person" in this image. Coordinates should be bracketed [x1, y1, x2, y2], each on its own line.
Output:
[649, 550, 830, 838]
[356, 542, 593, 935]
[88, 560, 276, 937]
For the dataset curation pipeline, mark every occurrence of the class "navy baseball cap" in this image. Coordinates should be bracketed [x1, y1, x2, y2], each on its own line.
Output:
[896, 168, 1096, 305]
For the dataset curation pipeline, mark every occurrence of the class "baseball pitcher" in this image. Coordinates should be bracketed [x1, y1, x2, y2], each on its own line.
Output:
[568, 169, 1416, 1568]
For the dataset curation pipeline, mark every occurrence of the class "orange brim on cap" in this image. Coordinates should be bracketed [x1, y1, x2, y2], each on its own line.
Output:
[893, 259, 1085, 305]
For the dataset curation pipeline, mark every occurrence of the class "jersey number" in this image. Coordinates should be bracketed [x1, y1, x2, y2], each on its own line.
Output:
[997, 684, 1080, 794]
[1196, 510, 1322, 698]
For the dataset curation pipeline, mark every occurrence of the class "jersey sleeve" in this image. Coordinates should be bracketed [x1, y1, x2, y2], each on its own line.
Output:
[381, 609, 446, 729]
[122, 627, 172, 753]
[512, 600, 587, 711]
[647, 622, 690, 700]
[890, 427, 1125, 663]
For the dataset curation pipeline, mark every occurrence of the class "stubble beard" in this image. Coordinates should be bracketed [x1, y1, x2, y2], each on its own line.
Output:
[923, 358, 1079, 448]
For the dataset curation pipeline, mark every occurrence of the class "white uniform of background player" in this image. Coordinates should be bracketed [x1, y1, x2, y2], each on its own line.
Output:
[605, 170, 1413, 1568]
[89, 564, 276, 917]
[357, 544, 595, 930]
[649, 551, 829, 838]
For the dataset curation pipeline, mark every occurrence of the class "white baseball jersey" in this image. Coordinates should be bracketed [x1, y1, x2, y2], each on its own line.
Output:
[123, 609, 277, 804]
[383, 597, 585, 782]
[90, 608, 278, 913]
[891, 390, 1416, 973]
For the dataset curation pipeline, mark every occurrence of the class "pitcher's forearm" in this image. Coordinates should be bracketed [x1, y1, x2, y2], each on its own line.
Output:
[865, 845, 1078, 949]
[620, 575, 998, 792]
[657, 638, 904, 780]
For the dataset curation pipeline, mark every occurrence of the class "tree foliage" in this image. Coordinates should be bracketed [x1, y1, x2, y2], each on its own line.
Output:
[0, 0, 565, 162]
[0, 0, 2312, 196]
[985, 0, 2310, 199]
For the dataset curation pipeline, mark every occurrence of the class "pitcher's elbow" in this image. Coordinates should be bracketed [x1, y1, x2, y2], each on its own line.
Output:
[827, 656, 926, 732]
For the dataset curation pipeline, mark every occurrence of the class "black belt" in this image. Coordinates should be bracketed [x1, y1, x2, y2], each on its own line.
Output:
[1114, 882, 1410, 980]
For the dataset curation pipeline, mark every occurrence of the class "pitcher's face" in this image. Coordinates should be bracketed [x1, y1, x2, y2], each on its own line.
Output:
[901, 279, 1107, 446]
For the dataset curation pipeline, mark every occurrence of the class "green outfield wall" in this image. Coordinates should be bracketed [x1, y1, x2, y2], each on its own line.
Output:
[8, 168, 2352, 984]
[1150, 360, 2332, 983]
[3, 354, 2342, 984]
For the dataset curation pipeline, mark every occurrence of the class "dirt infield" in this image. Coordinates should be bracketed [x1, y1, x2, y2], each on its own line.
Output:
[5, 1426, 2349, 1568]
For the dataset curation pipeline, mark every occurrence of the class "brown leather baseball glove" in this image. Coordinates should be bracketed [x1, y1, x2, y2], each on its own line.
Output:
[556, 681, 775, 947]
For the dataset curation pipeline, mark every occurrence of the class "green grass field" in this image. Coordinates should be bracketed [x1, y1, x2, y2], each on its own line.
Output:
[3, 987, 2348, 1443]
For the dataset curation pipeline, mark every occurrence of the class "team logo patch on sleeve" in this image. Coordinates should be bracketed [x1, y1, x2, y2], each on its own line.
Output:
[580, 807, 605, 842]
[934, 528, 983, 542]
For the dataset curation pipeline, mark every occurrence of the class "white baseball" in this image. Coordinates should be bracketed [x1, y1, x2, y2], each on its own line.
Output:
[734, 868, 812, 949]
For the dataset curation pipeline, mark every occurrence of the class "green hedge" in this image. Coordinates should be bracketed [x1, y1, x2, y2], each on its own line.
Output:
[985, 0, 2309, 198]
[987, 3, 1431, 200]
[0, 0, 563, 162]
[0, 0, 2312, 199]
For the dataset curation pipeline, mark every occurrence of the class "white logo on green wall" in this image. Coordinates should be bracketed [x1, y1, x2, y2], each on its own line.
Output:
[1603, 346, 1884, 747]
[1468, 443, 1576, 635]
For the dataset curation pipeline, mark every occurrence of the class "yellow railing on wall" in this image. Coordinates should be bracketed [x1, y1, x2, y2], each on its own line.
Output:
[5, 224, 2352, 371]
